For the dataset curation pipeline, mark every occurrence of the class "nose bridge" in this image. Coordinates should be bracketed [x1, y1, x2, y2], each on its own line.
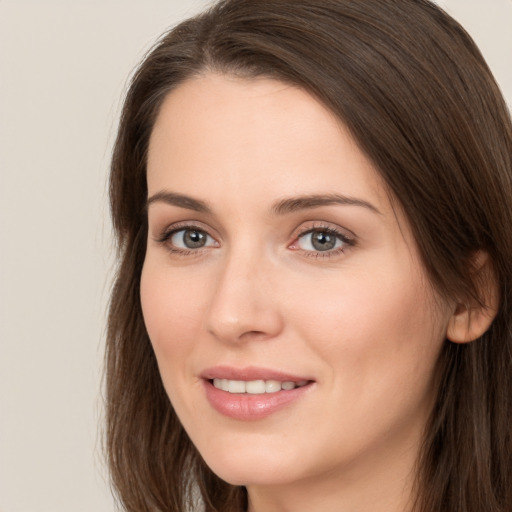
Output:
[205, 242, 283, 343]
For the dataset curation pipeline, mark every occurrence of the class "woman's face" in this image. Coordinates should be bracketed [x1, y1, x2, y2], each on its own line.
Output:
[141, 74, 452, 492]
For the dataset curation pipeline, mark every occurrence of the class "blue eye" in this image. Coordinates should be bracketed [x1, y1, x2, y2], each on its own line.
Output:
[296, 230, 346, 252]
[169, 228, 216, 250]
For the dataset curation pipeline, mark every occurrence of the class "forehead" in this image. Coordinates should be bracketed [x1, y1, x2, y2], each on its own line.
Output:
[147, 73, 390, 216]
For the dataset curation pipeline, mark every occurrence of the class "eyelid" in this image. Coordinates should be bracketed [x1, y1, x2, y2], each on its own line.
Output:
[153, 220, 217, 242]
[153, 221, 221, 257]
[152, 220, 356, 258]
[170, 228, 217, 249]
[290, 221, 355, 243]
[288, 221, 356, 256]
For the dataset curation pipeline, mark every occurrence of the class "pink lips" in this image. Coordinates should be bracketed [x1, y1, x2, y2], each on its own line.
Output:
[200, 366, 314, 421]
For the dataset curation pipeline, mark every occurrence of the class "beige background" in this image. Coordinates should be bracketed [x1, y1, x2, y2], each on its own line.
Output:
[0, 1, 510, 511]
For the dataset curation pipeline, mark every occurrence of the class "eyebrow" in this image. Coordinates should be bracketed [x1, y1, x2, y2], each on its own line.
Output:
[272, 193, 381, 216]
[146, 191, 212, 213]
[146, 190, 381, 216]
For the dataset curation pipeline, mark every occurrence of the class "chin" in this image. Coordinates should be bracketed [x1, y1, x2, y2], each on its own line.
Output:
[199, 444, 302, 487]
[208, 464, 294, 488]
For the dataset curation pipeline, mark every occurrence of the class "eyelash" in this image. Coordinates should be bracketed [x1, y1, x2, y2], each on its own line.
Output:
[155, 223, 216, 258]
[290, 224, 355, 259]
[155, 222, 356, 259]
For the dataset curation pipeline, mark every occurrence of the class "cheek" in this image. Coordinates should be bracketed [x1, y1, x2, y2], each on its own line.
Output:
[140, 261, 207, 373]
[289, 257, 446, 391]
[283, 263, 446, 461]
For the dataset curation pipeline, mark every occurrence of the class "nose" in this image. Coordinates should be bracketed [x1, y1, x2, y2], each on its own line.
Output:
[205, 250, 284, 345]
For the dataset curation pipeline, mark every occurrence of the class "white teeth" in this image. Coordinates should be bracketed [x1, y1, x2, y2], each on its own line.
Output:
[212, 378, 308, 394]
[245, 380, 265, 394]
[214, 378, 230, 391]
[228, 380, 246, 393]
[265, 380, 281, 393]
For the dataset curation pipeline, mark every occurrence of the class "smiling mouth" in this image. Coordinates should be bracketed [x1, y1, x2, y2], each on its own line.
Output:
[203, 373, 314, 419]
[211, 378, 310, 394]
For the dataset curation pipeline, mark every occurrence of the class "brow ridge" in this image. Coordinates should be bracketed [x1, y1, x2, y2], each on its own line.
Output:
[146, 191, 211, 213]
[272, 194, 381, 215]
[146, 190, 380, 216]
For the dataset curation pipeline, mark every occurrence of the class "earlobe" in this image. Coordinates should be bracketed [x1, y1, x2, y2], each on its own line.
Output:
[446, 252, 499, 344]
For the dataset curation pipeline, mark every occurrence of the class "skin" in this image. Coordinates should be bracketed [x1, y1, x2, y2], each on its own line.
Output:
[141, 73, 457, 512]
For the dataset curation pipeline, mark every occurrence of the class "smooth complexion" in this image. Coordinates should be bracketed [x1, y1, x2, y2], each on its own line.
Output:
[141, 74, 456, 512]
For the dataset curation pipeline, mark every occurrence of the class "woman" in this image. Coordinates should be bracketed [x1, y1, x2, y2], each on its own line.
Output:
[105, 1, 512, 511]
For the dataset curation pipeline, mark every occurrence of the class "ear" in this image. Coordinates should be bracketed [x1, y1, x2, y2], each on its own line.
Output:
[446, 251, 499, 344]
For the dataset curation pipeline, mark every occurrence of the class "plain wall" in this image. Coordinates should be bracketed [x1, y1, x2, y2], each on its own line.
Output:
[0, 1, 510, 511]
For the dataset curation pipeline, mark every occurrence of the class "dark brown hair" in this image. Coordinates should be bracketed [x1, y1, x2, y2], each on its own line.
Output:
[106, 1, 512, 510]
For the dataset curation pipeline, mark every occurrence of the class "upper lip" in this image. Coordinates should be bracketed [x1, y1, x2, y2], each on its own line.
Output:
[200, 365, 313, 382]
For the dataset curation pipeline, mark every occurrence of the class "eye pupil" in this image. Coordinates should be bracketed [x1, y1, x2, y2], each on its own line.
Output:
[312, 231, 336, 251]
[183, 230, 206, 248]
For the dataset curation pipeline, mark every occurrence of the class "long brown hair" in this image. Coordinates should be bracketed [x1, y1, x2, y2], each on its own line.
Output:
[106, 1, 512, 510]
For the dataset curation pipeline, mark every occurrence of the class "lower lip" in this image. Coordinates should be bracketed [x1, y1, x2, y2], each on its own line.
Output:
[203, 380, 313, 420]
